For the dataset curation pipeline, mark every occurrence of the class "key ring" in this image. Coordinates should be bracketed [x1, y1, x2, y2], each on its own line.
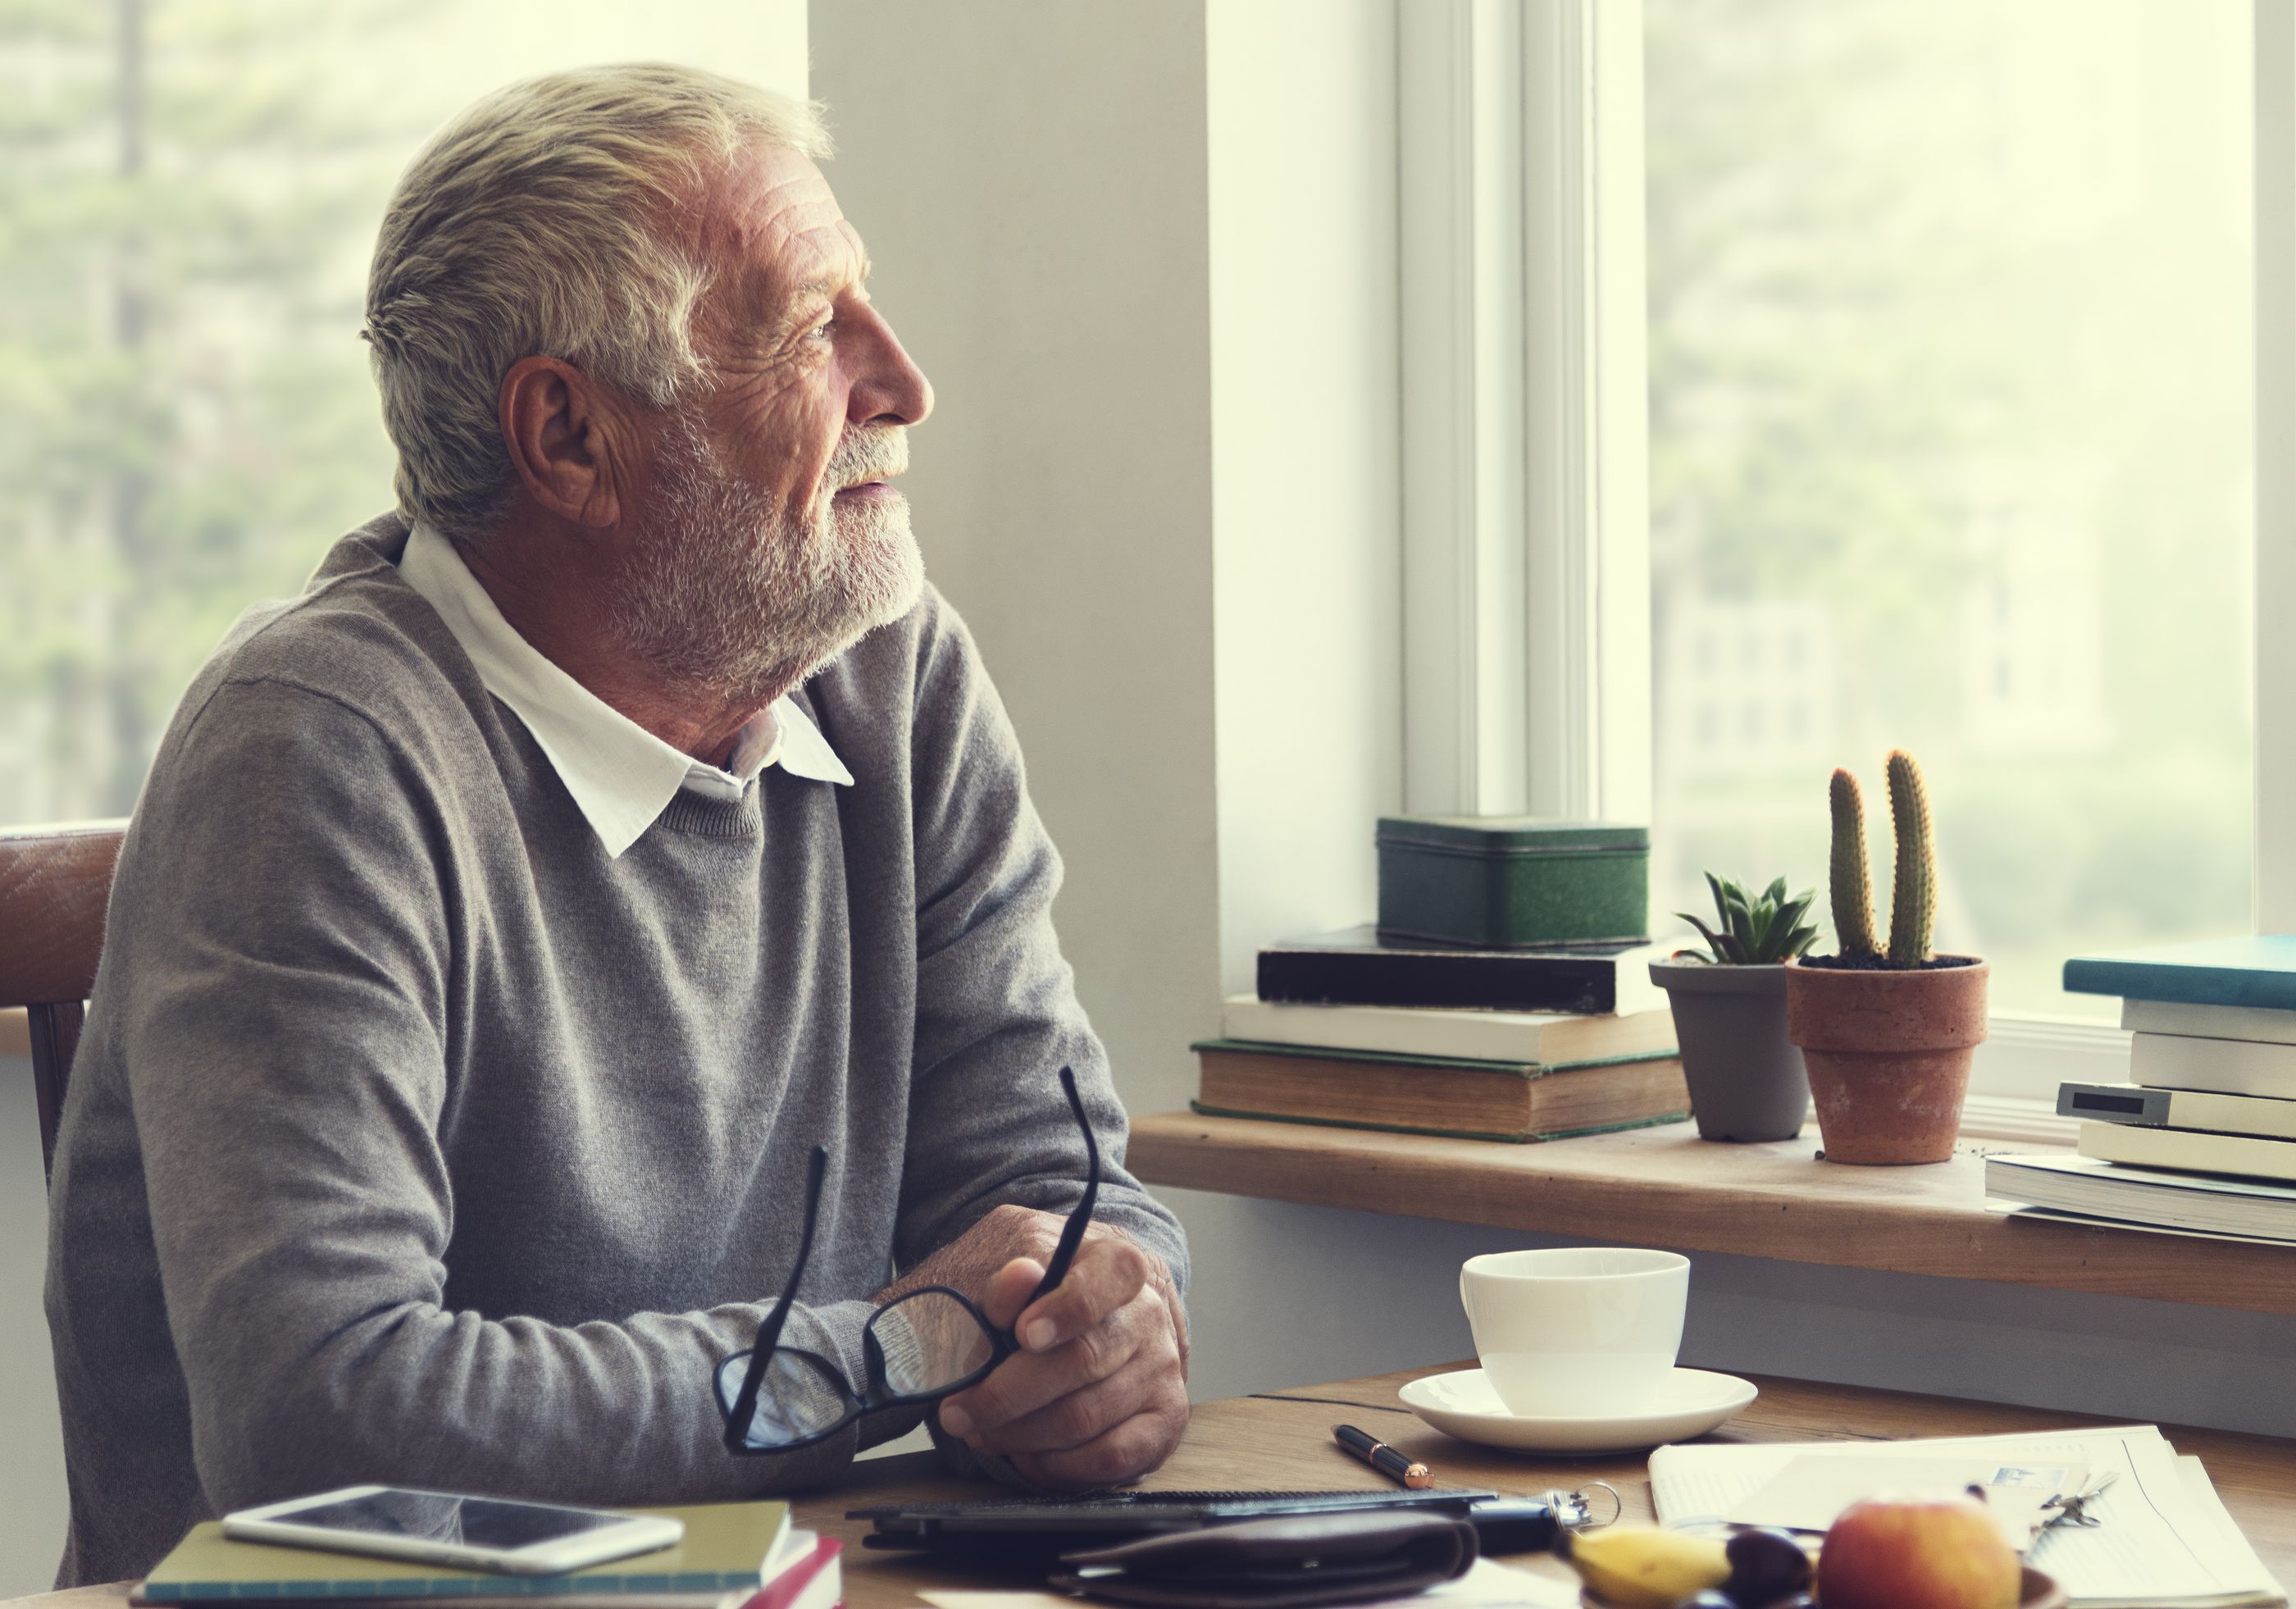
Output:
[1547, 1480, 1624, 1530]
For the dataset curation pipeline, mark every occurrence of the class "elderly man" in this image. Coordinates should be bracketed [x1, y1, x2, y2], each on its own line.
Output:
[43, 64, 1190, 1586]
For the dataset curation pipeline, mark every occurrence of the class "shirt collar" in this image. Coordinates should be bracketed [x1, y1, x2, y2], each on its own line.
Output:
[397, 519, 853, 859]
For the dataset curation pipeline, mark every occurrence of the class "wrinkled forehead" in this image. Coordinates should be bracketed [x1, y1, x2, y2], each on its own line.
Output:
[693, 142, 867, 325]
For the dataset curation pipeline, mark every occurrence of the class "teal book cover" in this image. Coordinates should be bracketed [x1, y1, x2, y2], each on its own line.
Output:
[2062, 936, 2296, 1010]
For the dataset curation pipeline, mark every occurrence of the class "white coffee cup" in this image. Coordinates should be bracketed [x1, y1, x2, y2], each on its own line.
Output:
[1459, 1247, 1689, 1417]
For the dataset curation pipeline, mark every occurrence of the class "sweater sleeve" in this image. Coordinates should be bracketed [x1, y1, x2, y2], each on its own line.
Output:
[117, 677, 890, 1516]
[895, 599, 1191, 1297]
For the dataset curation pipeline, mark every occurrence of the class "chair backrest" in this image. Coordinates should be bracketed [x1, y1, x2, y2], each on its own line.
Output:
[0, 821, 128, 1186]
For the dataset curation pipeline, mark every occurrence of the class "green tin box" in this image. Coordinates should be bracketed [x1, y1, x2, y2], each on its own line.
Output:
[1375, 816, 1651, 948]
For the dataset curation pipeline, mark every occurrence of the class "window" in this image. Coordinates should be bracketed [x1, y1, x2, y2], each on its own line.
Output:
[0, 2, 804, 826]
[1643, 0, 2253, 1022]
[1401, 1, 2276, 1086]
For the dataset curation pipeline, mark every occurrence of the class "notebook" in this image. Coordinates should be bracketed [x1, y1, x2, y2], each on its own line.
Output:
[1986, 1150, 2296, 1242]
[137, 1502, 794, 1602]
[1648, 1426, 2280, 1607]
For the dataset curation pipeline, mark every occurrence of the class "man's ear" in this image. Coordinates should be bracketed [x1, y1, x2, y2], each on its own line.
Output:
[499, 357, 626, 528]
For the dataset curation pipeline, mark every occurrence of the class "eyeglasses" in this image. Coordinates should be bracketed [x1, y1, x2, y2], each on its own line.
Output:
[716, 1065, 1100, 1454]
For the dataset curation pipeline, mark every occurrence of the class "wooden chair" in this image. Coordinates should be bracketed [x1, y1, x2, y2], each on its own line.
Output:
[1, 820, 128, 1186]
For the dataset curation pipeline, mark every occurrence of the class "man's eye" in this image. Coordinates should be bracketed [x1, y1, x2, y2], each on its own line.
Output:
[809, 317, 836, 341]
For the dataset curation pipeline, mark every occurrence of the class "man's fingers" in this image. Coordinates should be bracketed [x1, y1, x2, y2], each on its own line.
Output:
[939, 1288, 1159, 1436]
[1014, 1233, 1151, 1353]
[968, 1348, 1170, 1456]
[1012, 1397, 1191, 1490]
[977, 1256, 1046, 1332]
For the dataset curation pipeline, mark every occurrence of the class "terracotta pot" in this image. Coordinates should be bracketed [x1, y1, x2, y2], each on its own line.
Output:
[1784, 956, 1988, 1165]
[1649, 959, 1811, 1142]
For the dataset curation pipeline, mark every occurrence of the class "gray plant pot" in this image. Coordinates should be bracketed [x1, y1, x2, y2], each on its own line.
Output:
[1649, 959, 1811, 1142]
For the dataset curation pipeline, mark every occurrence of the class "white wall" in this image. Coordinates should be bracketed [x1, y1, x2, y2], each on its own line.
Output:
[813, 0, 1411, 1401]
[811, 0, 2296, 1435]
[1206, 0, 1406, 1000]
[809, 2, 1224, 1129]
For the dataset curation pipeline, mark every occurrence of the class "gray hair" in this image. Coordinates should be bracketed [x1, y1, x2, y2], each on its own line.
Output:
[362, 64, 831, 542]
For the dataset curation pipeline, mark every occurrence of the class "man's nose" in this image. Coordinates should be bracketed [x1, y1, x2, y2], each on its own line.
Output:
[850, 308, 932, 428]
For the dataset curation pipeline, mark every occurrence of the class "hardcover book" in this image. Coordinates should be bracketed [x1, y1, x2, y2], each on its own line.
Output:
[1219, 994, 1676, 1067]
[131, 1538, 841, 1609]
[2077, 1119, 2296, 1186]
[1255, 926, 1665, 1015]
[137, 1502, 794, 1602]
[2059, 1081, 2296, 1142]
[2130, 1032, 2296, 1101]
[2063, 935, 2296, 1010]
[2121, 996, 2296, 1046]
[1190, 1038, 1691, 1143]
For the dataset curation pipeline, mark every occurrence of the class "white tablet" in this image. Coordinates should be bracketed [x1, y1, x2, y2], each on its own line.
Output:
[221, 1485, 685, 1575]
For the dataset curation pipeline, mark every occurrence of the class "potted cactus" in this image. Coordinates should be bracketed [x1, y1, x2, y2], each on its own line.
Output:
[1650, 875, 1817, 1142]
[1785, 750, 1988, 1165]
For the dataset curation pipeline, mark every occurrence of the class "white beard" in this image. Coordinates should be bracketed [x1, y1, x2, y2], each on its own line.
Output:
[608, 417, 926, 705]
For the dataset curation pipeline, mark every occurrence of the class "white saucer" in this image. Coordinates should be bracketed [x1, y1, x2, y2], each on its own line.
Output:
[1398, 1365, 1756, 1455]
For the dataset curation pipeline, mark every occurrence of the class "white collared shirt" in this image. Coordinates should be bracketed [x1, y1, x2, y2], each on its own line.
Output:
[397, 520, 853, 858]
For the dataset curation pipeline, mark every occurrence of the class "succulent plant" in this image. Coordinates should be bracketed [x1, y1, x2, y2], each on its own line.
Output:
[1677, 873, 1820, 965]
[1825, 750, 1938, 967]
[1829, 768, 1880, 959]
[1886, 749, 1936, 965]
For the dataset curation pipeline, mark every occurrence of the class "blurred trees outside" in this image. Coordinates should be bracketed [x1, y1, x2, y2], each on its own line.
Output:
[0, 0, 426, 820]
[1643, 0, 2254, 1014]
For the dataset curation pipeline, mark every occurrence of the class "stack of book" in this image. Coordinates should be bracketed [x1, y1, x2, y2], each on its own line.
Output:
[1191, 927, 1688, 1144]
[1988, 937, 2296, 1242]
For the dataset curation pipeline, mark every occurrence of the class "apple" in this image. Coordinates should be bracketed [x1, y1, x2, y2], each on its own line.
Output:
[1819, 1496, 2021, 1609]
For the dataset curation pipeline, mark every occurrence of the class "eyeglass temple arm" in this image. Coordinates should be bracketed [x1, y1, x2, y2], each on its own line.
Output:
[723, 1144, 827, 1451]
[1026, 1066, 1100, 1309]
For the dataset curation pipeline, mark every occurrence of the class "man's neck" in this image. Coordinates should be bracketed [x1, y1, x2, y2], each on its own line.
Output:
[453, 531, 771, 768]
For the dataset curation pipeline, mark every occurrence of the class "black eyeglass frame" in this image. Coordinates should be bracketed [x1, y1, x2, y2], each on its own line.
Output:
[717, 1065, 1101, 1455]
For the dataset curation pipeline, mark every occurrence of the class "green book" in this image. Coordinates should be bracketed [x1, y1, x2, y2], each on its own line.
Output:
[2063, 935, 2296, 1009]
[139, 1502, 790, 1602]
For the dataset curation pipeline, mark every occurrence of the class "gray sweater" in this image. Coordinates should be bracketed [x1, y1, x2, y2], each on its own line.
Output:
[43, 515, 1187, 1587]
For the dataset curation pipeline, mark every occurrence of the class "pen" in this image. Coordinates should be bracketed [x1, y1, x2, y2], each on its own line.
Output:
[1332, 1422, 1433, 1489]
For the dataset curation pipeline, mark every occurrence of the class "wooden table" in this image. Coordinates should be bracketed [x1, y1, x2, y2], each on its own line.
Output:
[12, 1365, 2295, 1609]
[1128, 1110, 2296, 1316]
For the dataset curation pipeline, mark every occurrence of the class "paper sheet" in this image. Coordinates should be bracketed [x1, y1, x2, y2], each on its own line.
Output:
[1650, 1425, 2283, 1607]
[1723, 1452, 2078, 1546]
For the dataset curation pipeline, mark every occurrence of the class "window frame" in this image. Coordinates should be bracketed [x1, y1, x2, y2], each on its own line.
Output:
[1401, 0, 2287, 1121]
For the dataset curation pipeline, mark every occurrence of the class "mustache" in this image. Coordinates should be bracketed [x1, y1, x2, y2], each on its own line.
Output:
[829, 426, 909, 488]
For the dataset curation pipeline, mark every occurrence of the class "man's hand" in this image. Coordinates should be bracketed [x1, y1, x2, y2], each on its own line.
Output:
[884, 1205, 1188, 1488]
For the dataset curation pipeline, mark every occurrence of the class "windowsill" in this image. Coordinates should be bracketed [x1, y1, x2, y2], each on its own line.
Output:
[1957, 1092, 2079, 1146]
[1970, 1014, 2131, 1104]
[1128, 1109, 2294, 1315]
